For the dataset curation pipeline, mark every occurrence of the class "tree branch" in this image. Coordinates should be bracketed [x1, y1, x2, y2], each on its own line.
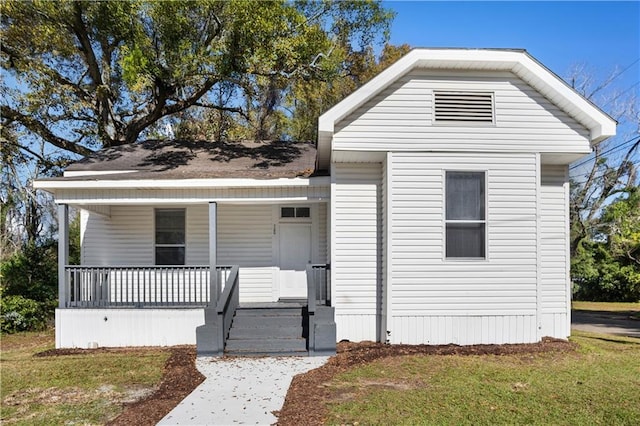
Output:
[124, 77, 220, 144]
[1, 106, 93, 156]
[191, 102, 249, 120]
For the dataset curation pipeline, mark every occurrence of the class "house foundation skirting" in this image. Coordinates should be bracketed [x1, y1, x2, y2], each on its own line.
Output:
[55, 308, 204, 349]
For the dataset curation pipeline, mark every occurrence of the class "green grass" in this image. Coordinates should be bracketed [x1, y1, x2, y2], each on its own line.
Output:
[326, 331, 640, 425]
[1, 330, 170, 425]
[572, 301, 640, 319]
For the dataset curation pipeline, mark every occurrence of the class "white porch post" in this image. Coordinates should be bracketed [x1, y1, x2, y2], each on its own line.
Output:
[57, 204, 69, 308]
[209, 202, 219, 302]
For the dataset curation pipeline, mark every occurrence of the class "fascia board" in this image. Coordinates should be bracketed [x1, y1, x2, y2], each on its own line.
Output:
[33, 176, 331, 190]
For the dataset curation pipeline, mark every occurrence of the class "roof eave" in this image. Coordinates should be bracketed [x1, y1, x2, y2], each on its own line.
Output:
[33, 176, 331, 192]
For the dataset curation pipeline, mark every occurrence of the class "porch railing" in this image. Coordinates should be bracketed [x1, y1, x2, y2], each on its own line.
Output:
[64, 265, 234, 308]
[306, 263, 331, 309]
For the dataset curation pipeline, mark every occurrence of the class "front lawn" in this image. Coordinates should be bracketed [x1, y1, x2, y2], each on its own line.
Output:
[0, 330, 170, 425]
[572, 301, 640, 319]
[322, 332, 640, 425]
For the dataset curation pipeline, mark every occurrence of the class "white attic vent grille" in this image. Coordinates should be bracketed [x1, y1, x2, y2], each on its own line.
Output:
[434, 91, 494, 123]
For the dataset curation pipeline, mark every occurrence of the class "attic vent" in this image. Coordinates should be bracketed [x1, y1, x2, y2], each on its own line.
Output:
[434, 91, 494, 123]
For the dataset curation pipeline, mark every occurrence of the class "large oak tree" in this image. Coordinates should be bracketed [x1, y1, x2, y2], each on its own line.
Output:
[1, 0, 393, 157]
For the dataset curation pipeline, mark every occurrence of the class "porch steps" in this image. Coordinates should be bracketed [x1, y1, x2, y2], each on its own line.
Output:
[225, 303, 307, 356]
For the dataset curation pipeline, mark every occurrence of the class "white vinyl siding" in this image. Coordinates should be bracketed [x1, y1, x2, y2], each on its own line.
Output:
[82, 206, 154, 265]
[388, 152, 538, 344]
[540, 165, 570, 338]
[186, 205, 209, 265]
[81, 201, 329, 303]
[334, 71, 591, 155]
[332, 163, 381, 341]
[217, 204, 274, 302]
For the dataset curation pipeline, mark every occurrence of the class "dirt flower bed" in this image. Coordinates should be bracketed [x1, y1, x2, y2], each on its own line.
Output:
[276, 338, 576, 425]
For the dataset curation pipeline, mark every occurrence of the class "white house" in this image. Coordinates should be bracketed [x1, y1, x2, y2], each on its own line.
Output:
[35, 48, 616, 353]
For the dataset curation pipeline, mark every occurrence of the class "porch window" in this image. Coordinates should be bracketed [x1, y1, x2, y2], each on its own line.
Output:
[155, 208, 185, 265]
[445, 171, 486, 259]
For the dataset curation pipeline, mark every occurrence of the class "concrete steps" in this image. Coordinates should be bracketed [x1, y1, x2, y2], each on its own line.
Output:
[225, 303, 308, 356]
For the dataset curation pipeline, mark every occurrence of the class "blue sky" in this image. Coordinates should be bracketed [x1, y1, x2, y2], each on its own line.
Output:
[384, 1, 640, 174]
[386, 1, 639, 97]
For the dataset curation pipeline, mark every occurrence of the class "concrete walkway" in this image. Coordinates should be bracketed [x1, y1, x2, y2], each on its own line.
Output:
[158, 356, 329, 425]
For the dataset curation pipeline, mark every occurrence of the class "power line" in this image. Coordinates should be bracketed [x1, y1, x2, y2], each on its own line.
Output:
[570, 136, 639, 170]
[602, 80, 640, 108]
[607, 58, 640, 84]
[571, 158, 640, 185]
[579, 58, 640, 100]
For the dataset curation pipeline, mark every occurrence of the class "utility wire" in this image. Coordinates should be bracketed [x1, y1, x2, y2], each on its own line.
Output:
[571, 158, 640, 185]
[607, 58, 640, 84]
[601, 80, 640, 109]
[570, 136, 639, 170]
[578, 58, 640, 100]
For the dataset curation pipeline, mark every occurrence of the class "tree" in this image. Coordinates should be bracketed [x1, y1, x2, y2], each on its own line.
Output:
[174, 43, 412, 142]
[286, 43, 411, 141]
[572, 189, 640, 302]
[568, 64, 640, 301]
[1, 0, 394, 267]
[1, 0, 394, 157]
[568, 65, 639, 257]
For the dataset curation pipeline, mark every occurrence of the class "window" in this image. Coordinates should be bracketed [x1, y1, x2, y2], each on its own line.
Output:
[155, 209, 185, 265]
[434, 91, 494, 124]
[280, 206, 310, 219]
[445, 172, 486, 259]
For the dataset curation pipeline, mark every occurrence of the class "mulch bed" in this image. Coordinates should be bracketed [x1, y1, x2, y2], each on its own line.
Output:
[35, 338, 574, 425]
[276, 337, 576, 425]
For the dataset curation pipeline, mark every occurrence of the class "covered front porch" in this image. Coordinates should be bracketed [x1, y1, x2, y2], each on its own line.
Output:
[55, 261, 333, 355]
[50, 179, 334, 353]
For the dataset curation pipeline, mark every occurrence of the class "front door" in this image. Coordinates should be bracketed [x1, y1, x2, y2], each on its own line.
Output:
[278, 223, 311, 299]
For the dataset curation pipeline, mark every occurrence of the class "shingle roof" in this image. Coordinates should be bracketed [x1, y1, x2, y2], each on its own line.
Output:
[64, 139, 319, 180]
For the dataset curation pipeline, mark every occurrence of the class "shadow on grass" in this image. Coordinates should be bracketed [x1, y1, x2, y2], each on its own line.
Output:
[572, 329, 640, 345]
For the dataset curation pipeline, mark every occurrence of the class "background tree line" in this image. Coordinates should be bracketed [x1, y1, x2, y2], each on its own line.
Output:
[568, 63, 639, 302]
[0, 1, 637, 332]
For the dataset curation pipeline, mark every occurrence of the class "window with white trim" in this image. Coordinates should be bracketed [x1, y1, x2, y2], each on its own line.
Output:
[155, 208, 185, 265]
[445, 171, 486, 259]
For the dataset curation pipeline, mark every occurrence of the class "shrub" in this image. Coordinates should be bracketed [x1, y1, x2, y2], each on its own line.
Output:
[0, 240, 58, 302]
[0, 293, 47, 333]
[572, 241, 640, 302]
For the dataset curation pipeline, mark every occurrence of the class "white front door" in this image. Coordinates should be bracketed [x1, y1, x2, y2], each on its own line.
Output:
[279, 223, 311, 299]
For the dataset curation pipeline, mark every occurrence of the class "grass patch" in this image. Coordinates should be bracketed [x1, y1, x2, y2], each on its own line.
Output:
[1, 330, 170, 425]
[572, 301, 640, 319]
[326, 331, 640, 425]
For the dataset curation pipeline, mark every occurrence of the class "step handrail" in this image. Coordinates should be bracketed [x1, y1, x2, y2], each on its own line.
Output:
[216, 265, 240, 351]
[306, 263, 330, 354]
